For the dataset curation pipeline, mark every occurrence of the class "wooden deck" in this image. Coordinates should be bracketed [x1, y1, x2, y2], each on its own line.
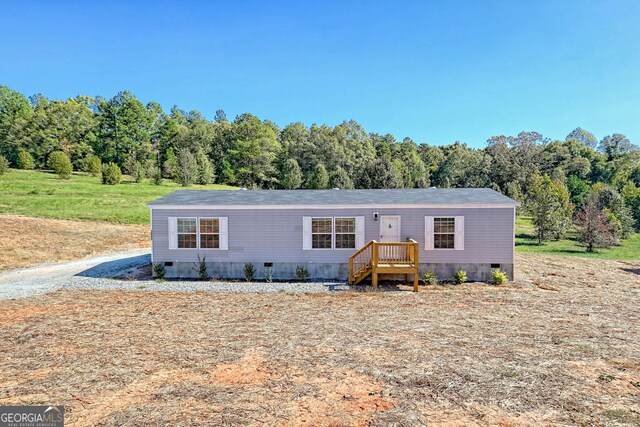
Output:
[348, 239, 420, 291]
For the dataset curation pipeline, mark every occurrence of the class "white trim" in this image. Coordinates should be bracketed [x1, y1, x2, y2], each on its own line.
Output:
[379, 215, 401, 242]
[355, 216, 365, 249]
[302, 217, 312, 250]
[513, 206, 516, 265]
[219, 217, 228, 250]
[454, 216, 464, 250]
[150, 208, 154, 263]
[424, 216, 434, 250]
[149, 203, 518, 210]
[168, 217, 178, 250]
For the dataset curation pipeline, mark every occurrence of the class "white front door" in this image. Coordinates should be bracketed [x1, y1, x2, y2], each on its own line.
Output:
[380, 216, 400, 242]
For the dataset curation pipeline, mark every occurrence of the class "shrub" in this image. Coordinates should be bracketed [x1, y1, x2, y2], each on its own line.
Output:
[17, 149, 35, 170]
[133, 164, 145, 183]
[295, 266, 310, 281]
[153, 263, 166, 279]
[47, 151, 73, 179]
[422, 270, 438, 285]
[243, 263, 256, 282]
[126, 158, 145, 183]
[101, 162, 122, 185]
[264, 267, 273, 283]
[192, 254, 208, 280]
[492, 269, 508, 285]
[0, 155, 8, 176]
[454, 269, 467, 284]
[87, 155, 102, 176]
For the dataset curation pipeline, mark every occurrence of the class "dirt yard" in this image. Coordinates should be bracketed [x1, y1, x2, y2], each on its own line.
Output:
[1, 254, 639, 426]
[0, 215, 149, 271]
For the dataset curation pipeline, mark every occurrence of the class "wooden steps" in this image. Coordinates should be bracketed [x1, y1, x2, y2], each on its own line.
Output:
[348, 239, 420, 291]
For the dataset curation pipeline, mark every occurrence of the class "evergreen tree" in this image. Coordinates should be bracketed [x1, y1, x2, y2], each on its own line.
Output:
[163, 148, 178, 178]
[101, 162, 121, 185]
[330, 166, 354, 189]
[280, 158, 302, 189]
[175, 148, 198, 186]
[86, 155, 102, 176]
[359, 157, 403, 189]
[308, 163, 329, 189]
[195, 150, 214, 185]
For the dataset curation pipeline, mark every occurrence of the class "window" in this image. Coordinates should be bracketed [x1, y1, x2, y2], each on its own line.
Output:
[311, 218, 333, 249]
[303, 216, 364, 250]
[177, 218, 197, 248]
[169, 217, 228, 250]
[199, 218, 220, 249]
[433, 217, 455, 249]
[335, 218, 356, 249]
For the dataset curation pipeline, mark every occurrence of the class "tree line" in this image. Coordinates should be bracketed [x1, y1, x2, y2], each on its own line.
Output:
[1, 84, 639, 249]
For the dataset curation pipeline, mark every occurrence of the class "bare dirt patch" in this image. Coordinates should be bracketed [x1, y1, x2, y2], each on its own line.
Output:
[0, 215, 148, 271]
[0, 254, 639, 425]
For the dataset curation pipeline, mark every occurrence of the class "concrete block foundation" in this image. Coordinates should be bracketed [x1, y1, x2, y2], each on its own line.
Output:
[160, 261, 514, 282]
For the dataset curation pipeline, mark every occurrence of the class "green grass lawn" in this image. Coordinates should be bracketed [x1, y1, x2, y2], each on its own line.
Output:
[516, 216, 640, 259]
[2, 170, 638, 259]
[0, 169, 235, 224]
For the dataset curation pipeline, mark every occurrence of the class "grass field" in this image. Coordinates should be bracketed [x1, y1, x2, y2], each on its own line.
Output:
[1, 254, 638, 426]
[2, 169, 638, 259]
[0, 169, 235, 224]
[516, 216, 640, 260]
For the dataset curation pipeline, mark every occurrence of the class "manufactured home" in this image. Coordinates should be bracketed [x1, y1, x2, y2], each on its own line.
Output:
[148, 188, 519, 284]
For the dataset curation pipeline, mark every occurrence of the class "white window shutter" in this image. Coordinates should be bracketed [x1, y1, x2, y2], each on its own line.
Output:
[168, 217, 178, 249]
[425, 216, 434, 250]
[355, 216, 365, 249]
[219, 217, 229, 250]
[455, 216, 464, 250]
[302, 217, 312, 250]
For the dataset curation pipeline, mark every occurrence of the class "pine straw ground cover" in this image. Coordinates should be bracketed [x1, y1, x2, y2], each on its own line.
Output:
[1, 254, 639, 426]
[0, 215, 149, 271]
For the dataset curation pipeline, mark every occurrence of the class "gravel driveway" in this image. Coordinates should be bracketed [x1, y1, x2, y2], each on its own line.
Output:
[0, 249, 150, 300]
[0, 250, 349, 300]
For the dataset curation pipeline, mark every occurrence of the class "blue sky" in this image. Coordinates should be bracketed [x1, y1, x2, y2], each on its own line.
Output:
[1, 0, 639, 147]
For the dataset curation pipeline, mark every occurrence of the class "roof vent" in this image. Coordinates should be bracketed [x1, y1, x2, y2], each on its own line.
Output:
[332, 187, 340, 190]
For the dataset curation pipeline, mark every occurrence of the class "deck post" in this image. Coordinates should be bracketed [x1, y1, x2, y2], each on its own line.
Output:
[348, 256, 353, 285]
[372, 242, 378, 289]
[413, 240, 419, 292]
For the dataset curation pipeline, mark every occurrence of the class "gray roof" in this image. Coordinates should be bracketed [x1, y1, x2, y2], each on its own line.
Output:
[148, 188, 520, 207]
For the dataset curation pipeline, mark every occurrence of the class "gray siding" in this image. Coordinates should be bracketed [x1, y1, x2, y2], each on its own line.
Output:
[151, 207, 515, 265]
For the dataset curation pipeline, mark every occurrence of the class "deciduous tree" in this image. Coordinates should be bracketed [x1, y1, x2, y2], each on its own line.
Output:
[526, 174, 573, 244]
[575, 192, 615, 252]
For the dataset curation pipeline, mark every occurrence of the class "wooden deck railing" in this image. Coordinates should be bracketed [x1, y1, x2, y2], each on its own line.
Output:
[349, 240, 374, 281]
[348, 239, 420, 291]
